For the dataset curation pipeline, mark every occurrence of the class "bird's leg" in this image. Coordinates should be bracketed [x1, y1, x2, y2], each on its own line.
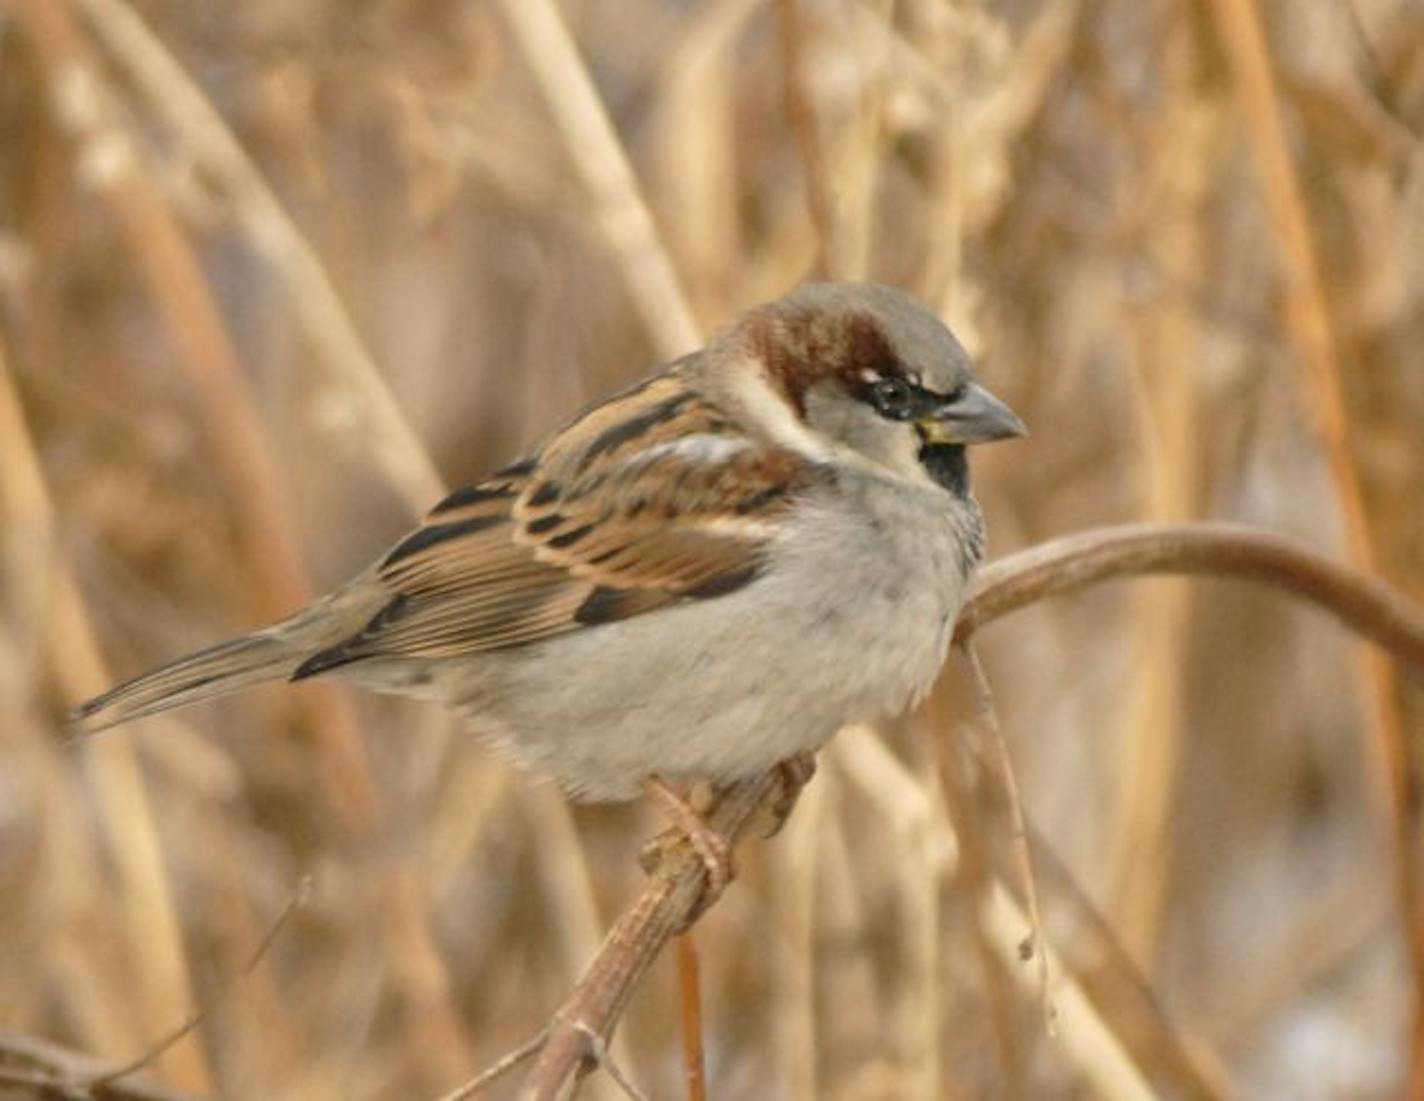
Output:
[765, 751, 818, 837]
[642, 776, 735, 901]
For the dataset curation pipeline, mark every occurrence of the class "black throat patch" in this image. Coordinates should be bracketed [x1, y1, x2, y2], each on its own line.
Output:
[918, 443, 969, 497]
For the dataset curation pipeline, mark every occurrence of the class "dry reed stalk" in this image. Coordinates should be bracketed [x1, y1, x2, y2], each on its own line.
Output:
[0, 327, 208, 1090]
[812, 808, 887, 1090]
[180, 815, 307, 1097]
[493, 0, 701, 359]
[832, 727, 953, 1099]
[49, 40, 381, 827]
[854, 0, 1085, 249]
[1205, 0, 1424, 1068]
[775, 0, 835, 277]
[978, 878, 1159, 1101]
[933, 692, 1026, 1098]
[651, 0, 760, 314]
[770, 761, 824, 1101]
[904, 0, 973, 318]
[823, 0, 892, 281]
[1107, 19, 1208, 967]
[69, 0, 445, 510]
[0, 360, 142, 1069]
[14, 4, 474, 1084]
[1014, 829, 1239, 1101]
[421, 749, 514, 901]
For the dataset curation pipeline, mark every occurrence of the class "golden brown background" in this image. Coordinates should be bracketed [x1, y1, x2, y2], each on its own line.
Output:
[2, 0, 1422, 1097]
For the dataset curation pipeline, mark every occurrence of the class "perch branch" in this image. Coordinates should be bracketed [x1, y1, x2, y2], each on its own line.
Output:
[516, 774, 781, 1099]
[956, 522, 1424, 672]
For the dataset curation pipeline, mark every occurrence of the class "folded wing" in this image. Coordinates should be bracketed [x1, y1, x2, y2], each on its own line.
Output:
[295, 379, 827, 676]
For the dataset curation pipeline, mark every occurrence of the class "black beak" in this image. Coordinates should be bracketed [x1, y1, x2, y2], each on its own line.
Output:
[917, 382, 1027, 445]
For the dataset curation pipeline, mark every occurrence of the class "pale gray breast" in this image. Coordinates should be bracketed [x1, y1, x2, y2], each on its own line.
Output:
[769, 471, 983, 720]
[425, 470, 983, 800]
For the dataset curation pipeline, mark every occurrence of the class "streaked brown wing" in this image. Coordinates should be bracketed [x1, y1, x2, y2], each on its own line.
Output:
[513, 439, 810, 597]
[296, 379, 827, 672]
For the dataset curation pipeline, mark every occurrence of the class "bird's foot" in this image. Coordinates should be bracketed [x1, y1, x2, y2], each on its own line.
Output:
[640, 777, 735, 906]
[765, 751, 818, 837]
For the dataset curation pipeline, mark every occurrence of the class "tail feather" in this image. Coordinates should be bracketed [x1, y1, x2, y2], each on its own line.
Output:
[72, 630, 305, 735]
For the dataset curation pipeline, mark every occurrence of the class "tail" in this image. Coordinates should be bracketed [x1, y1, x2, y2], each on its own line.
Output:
[72, 630, 307, 735]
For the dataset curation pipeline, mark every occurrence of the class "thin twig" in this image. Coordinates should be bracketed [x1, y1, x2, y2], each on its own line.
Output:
[675, 935, 708, 1101]
[1014, 829, 1240, 1101]
[87, 878, 312, 1089]
[960, 642, 1054, 1033]
[932, 699, 1025, 1096]
[978, 880, 1161, 1101]
[432, 1031, 549, 1101]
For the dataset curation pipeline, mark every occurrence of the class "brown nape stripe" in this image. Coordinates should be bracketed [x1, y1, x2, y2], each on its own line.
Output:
[841, 311, 900, 383]
[430, 482, 517, 515]
[383, 514, 503, 567]
[579, 393, 693, 468]
[747, 305, 902, 414]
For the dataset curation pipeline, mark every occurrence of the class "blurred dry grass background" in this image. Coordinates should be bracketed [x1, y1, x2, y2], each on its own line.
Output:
[2, 0, 1423, 1097]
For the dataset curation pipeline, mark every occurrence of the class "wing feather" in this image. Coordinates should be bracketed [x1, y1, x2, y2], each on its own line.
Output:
[298, 379, 829, 671]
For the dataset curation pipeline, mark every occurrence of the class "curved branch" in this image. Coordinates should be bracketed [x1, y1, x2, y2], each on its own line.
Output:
[957, 522, 1424, 674]
[508, 521, 1424, 1098]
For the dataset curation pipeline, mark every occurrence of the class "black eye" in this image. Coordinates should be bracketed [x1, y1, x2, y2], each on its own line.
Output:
[869, 377, 914, 420]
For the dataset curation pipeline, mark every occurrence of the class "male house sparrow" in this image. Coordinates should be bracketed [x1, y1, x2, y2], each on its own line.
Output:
[77, 284, 1024, 823]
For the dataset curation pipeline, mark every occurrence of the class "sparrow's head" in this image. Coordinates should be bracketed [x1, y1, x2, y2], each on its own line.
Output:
[728, 282, 1026, 492]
